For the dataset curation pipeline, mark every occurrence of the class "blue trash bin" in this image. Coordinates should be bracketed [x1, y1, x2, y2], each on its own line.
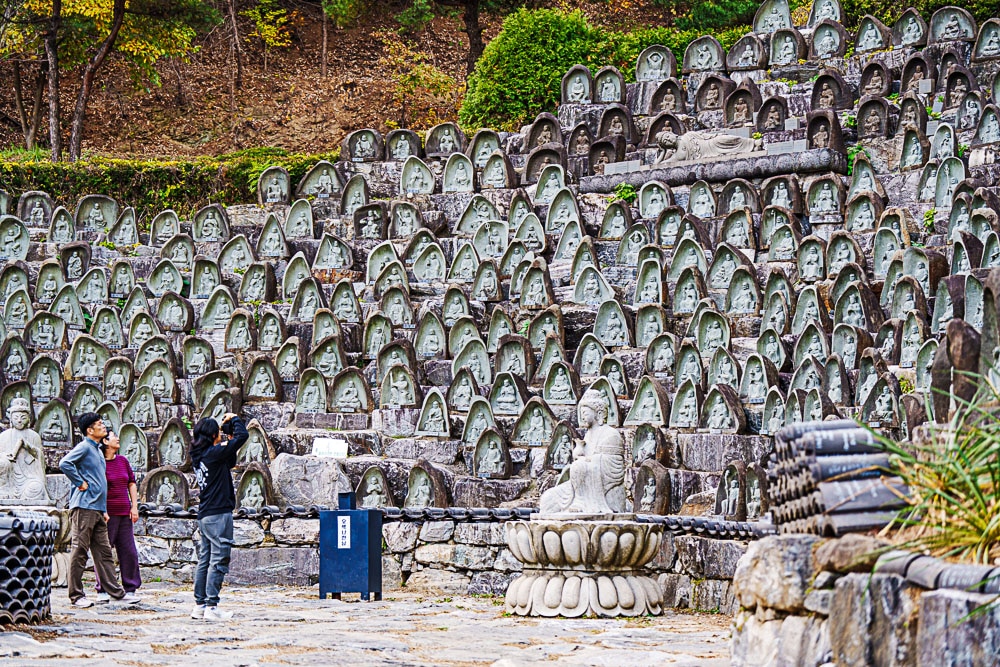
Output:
[319, 492, 383, 601]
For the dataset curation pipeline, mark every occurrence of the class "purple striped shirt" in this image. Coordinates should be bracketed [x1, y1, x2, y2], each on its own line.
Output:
[105, 455, 136, 516]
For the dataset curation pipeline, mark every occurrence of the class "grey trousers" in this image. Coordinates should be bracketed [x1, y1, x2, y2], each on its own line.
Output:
[68, 508, 125, 602]
[194, 513, 234, 607]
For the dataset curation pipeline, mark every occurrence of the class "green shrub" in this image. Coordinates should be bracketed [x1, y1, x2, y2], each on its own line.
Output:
[0, 146, 339, 223]
[459, 8, 746, 132]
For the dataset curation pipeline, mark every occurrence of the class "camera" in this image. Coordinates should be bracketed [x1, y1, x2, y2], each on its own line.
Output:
[220, 417, 236, 436]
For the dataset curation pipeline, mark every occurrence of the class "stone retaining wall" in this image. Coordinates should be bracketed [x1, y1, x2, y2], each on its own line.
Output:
[131, 516, 747, 612]
[730, 534, 1000, 667]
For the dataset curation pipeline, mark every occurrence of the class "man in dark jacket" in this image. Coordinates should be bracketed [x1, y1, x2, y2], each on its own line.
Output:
[190, 412, 247, 621]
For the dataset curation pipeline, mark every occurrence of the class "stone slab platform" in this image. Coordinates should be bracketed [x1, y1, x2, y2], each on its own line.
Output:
[19, 586, 731, 666]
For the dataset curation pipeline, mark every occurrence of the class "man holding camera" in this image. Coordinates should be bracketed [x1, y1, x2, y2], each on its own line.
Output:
[190, 412, 248, 621]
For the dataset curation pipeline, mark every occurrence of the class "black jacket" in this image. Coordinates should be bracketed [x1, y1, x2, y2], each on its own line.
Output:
[191, 417, 249, 518]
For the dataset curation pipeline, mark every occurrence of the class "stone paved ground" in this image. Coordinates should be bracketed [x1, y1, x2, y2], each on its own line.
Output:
[1, 585, 731, 666]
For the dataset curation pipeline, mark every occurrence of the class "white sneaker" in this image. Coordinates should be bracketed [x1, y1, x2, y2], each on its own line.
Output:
[96, 592, 111, 604]
[120, 593, 142, 605]
[72, 597, 94, 608]
[203, 606, 233, 621]
[191, 604, 206, 619]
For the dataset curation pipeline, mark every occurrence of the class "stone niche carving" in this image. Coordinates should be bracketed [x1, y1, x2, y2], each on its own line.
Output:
[701, 385, 745, 434]
[621, 376, 667, 427]
[187, 259, 217, 299]
[27, 356, 62, 402]
[140, 466, 190, 508]
[442, 367, 477, 415]
[403, 461, 449, 508]
[236, 465, 274, 511]
[161, 234, 195, 273]
[34, 399, 71, 447]
[68, 381, 104, 417]
[390, 202, 424, 241]
[108, 207, 139, 246]
[180, 335, 214, 378]
[811, 70, 852, 111]
[518, 410, 567, 464]
[455, 332, 495, 385]
[290, 278, 327, 323]
[48, 206, 75, 244]
[860, 62, 891, 98]
[219, 234, 257, 274]
[466, 128, 500, 168]
[807, 110, 844, 152]
[769, 28, 805, 66]
[598, 104, 635, 144]
[380, 364, 422, 409]
[725, 85, 761, 128]
[426, 122, 466, 157]
[328, 368, 370, 415]
[856, 15, 891, 52]
[138, 357, 178, 405]
[757, 96, 788, 133]
[754, 0, 791, 33]
[636, 45, 677, 81]
[222, 309, 256, 353]
[592, 66, 625, 104]
[341, 129, 384, 163]
[473, 220, 509, 261]
[857, 97, 890, 139]
[241, 359, 280, 403]
[899, 128, 929, 171]
[385, 129, 423, 163]
[725, 268, 761, 315]
[193, 204, 230, 243]
[200, 285, 238, 331]
[634, 460, 671, 515]
[295, 369, 328, 415]
[443, 246, 479, 289]
[75, 194, 118, 232]
[694, 75, 734, 113]
[561, 65, 592, 104]
[531, 164, 566, 202]
[480, 152, 515, 189]
[0, 218, 28, 262]
[296, 160, 343, 199]
[974, 19, 1000, 61]
[354, 203, 389, 241]
[955, 92, 983, 132]
[122, 385, 159, 428]
[357, 466, 396, 508]
[60, 241, 90, 281]
[525, 113, 563, 151]
[975, 106, 1000, 146]
[668, 379, 702, 429]
[727, 34, 766, 71]
[155, 419, 190, 470]
[282, 200, 314, 241]
[257, 166, 290, 205]
[767, 224, 801, 262]
[341, 174, 370, 215]
[683, 35, 724, 73]
[510, 397, 555, 448]
[929, 6, 976, 44]
[148, 210, 179, 247]
[893, 8, 928, 47]
[413, 388, 449, 438]
[18, 191, 54, 228]
[810, 20, 847, 59]
[714, 462, 746, 520]
[443, 153, 476, 193]
[118, 423, 147, 472]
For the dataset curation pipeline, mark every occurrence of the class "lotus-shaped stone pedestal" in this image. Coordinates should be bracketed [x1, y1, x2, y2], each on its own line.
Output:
[504, 516, 663, 617]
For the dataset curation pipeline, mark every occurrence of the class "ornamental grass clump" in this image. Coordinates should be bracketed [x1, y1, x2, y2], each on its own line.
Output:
[880, 375, 1000, 564]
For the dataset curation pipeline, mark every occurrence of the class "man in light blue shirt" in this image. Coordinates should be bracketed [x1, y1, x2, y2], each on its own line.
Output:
[59, 413, 140, 608]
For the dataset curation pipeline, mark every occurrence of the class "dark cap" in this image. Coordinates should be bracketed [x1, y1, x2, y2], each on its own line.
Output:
[78, 412, 102, 437]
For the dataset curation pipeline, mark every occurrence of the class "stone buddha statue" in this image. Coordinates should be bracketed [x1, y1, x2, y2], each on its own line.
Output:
[0, 398, 52, 505]
[539, 389, 626, 514]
